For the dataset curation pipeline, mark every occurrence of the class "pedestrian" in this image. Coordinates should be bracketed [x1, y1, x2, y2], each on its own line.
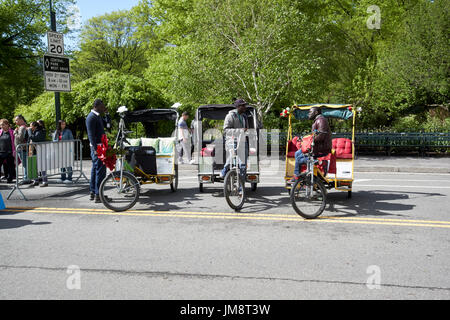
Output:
[28, 121, 48, 187]
[13, 115, 31, 184]
[53, 119, 74, 184]
[86, 99, 108, 203]
[178, 111, 194, 164]
[0, 119, 16, 183]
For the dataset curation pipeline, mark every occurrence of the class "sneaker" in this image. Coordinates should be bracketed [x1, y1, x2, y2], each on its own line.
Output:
[40, 182, 48, 187]
[32, 180, 39, 187]
[94, 195, 102, 203]
[63, 180, 73, 184]
[189, 160, 196, 165]
[90, 192, 95, 201]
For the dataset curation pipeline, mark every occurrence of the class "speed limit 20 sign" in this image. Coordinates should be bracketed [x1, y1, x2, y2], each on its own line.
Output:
[47, 31, 64, 56]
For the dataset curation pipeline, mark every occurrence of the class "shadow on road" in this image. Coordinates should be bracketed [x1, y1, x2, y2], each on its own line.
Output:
[326, 190, 445, 218]
[0, 218, 51, 230]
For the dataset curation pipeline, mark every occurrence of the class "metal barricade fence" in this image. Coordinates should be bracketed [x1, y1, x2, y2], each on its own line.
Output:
[7, 139, 89, 200]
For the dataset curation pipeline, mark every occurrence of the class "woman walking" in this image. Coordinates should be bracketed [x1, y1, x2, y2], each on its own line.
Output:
[53, 120, 74, 184]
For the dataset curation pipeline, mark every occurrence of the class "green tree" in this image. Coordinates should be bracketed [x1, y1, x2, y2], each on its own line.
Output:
[0, 0, 75, 118]
[15, 70, 167, 137]
[71, 10, 149, 82]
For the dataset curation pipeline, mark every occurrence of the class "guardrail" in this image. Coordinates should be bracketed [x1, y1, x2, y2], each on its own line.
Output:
[267, 132, 450, 156]
[7, 140, 89, 200]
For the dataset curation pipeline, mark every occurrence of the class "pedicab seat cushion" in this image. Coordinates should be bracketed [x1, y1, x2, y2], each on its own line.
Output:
[332, 138, 353, 159]
[158, 137, 176, 155]
[287, 139, 299, 158]
[123, 138, 141, 147]
[201, 145, 215, 157]
[141, 138, 160, 153]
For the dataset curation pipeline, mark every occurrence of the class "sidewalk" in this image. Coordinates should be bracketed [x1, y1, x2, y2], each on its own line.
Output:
[354, 156, 450, 174]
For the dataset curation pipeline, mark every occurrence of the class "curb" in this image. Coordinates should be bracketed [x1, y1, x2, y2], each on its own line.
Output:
[355, 167, 450, 174]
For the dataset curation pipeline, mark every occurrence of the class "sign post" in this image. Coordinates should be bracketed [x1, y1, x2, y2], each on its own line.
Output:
[45, 0, 71, 127]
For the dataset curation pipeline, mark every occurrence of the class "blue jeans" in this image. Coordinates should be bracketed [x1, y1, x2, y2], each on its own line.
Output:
[294, 150, 308, 176]
[221, 141, 249, 179]
[90, 147, 106, 195]
[18, 150, 28, 181]
[61, 167, 73, 181]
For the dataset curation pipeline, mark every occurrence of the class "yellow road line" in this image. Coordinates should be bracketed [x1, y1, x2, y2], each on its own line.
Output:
[6, 207, 450, 226]
[2, 207, 450, 229]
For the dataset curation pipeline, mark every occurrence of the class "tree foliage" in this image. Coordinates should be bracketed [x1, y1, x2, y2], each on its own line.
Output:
[7, 0, 450, 132]
[71, 10, 149, 82]
[0, 0, 75, 118]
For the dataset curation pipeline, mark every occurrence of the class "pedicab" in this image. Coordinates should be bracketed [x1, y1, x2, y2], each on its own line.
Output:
[99, 107, 179, 212]
[195, 104, 260, 210]
[284, 104, 356, 219]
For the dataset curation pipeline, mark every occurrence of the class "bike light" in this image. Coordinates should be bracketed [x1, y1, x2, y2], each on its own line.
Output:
[201, 176, 210, 181]
[161, 177, 170, 181]
[248, 175, 257, 181]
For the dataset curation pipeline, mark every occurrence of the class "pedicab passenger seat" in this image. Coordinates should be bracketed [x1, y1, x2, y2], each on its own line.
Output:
[287, 138, 299, 158]
[130, 146, 157, 175]
[332, 138, 353, 159]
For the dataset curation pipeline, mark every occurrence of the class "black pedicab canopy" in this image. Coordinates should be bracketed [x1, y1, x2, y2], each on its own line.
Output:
[197, 104, 258, 121]
[124, 108, 178, 123]
[123, 108, 179, 138]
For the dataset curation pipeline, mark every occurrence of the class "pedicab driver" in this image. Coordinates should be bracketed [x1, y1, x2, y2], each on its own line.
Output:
[291, 106, 332, 182]
[220, 99, 250, 179]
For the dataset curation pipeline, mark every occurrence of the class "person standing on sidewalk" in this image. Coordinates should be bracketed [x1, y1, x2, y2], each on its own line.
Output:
[178, 112, 194, 165]
[13, 115, 31, 184]
[29, 121, 48, 187]
[86, 99, 107, 203]
[0, 119, 16, 183]
[52, 120, 74, 184]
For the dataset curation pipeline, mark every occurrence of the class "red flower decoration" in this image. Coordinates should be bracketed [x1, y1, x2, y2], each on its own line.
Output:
[97, 134, 117, 171]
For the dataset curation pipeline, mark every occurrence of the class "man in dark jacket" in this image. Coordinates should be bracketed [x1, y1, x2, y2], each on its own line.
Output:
[291, 106, 332, 181]
[29, 121, 48, 187]
[86, 99, 107, 203]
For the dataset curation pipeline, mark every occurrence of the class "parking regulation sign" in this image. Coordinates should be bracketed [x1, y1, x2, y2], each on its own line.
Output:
[43, 55, 71, 92]
[47, 31, 65, 56]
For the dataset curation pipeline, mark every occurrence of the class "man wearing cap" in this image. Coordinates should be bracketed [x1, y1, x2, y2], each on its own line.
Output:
[220, 99, 250, 179]
[291, 106, 332, 182]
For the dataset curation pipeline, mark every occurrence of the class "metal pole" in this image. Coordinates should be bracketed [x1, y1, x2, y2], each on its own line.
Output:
[49, 0, 61, 127]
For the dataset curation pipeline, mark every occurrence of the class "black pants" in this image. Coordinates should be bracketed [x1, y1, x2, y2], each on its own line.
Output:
[0, 153, 15, 181]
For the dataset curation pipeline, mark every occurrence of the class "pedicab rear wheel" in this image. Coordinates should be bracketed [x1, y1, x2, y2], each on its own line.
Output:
[99, 171, 140, 212]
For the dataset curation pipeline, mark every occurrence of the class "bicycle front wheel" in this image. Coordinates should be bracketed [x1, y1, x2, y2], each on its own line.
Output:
[99, 171, 140, 212]
[224, 170, 245, 211]
[290, 175, 327, 219]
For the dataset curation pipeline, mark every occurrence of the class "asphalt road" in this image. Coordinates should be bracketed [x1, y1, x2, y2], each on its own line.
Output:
[1, 170, 449, 299]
